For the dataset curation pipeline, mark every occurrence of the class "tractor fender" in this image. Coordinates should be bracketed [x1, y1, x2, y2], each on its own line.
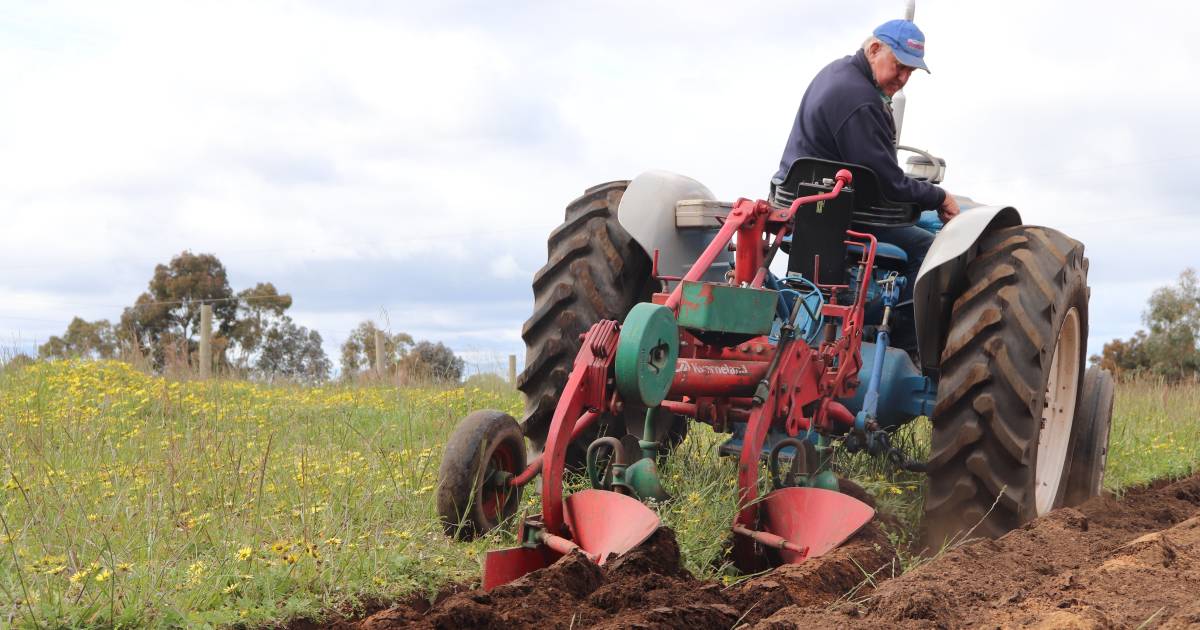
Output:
[913, 203, 1023, 374]
[616, 170, 733, 284]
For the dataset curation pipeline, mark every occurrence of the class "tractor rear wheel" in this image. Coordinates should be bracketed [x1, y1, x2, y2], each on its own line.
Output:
[517, 181, 681, 462]
[1063, 365, 1115, 506]
[923, 225, 1088, 548]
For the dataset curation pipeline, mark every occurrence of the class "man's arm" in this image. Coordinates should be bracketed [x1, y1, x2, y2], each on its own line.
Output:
[833, 104, 946, 210]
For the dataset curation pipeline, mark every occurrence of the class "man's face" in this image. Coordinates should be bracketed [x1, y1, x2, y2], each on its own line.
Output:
[866, 42, 914, 97]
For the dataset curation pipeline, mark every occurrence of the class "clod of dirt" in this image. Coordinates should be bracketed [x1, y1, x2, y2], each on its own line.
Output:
[760, 473, 1200, 629]
[603, 527, 688, 579]
[732, 522, 895, 626]
[314, 475, 1200, 629]
[335, 522, 897, 629]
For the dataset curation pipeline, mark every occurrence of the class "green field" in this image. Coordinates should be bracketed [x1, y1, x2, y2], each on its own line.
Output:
[0, 360, 1197, 628]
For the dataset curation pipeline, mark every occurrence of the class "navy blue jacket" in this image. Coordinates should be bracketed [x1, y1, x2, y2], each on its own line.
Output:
[774, 50, 945, 210]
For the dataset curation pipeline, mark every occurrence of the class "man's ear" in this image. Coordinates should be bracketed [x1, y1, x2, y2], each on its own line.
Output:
[866, 41, 882, 59]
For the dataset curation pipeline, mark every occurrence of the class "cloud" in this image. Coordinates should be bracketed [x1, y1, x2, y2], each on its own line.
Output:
[0, 0, 1196, 367]
[489, 254, 524, 280]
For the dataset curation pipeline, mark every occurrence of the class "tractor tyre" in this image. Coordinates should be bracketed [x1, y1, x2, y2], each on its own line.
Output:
[517, 181, 684, 464]
[923, 225, 1089, 549]
[436, 410, 526, 540]
[1063, 365, 1115, 506]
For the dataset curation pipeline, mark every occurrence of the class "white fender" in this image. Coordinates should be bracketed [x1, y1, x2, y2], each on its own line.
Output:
[913, 204, 1022, 373]
[616, 170, 732, 284]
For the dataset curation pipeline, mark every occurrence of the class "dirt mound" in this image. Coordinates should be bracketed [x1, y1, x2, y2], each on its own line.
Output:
[319, 524, 894, 629]
[298, 473, 1200, 629]
[755, 474, 1200, 629]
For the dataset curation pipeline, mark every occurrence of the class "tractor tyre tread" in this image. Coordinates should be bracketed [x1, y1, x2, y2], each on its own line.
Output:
[924, 225, 1088, 548]
[517, 181, 659, 452]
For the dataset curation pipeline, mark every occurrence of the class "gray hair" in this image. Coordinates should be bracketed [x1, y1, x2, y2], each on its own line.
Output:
[862, 35, 888, 52]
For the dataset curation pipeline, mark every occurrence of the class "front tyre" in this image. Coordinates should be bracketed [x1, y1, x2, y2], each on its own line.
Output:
[436, 410, 526, 540]
[1063, 365, 1115, 505]
[923, 225, 1088, 548]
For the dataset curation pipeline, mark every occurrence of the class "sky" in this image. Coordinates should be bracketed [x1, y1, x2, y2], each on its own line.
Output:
[0, 0, 1197, 376]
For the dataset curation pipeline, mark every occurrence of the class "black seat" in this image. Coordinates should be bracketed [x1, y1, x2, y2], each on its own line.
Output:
[770, 158, 920, 228]
[772, 158, 921, 287]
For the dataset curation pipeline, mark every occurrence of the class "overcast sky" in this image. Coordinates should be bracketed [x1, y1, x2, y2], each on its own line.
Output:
[1, 0, 1197, 375]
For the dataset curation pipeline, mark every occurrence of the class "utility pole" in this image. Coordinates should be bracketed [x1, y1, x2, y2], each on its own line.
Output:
[199, 303, 212, 379]
[374, 329, 386, 378]
[508, 354, 517, 385]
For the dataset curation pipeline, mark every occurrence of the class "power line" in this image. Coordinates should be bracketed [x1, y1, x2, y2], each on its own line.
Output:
[951, 153, 1200, 188]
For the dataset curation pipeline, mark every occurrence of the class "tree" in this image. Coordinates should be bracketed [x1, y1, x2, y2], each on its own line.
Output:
[1142, 268, 1200, 380]
[1093, 268, 1200, 381]
[120, 251, 237, 370]
[38, 317, 119, 360]
[339, 321, 414, 377]
[402, 340, 464, 383]
[1093, 330, 1151, 378]
[229, 283, 293, 367]
[255, 317, 331, 383]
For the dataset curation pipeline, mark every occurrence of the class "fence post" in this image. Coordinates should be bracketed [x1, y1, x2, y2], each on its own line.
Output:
[508, 354, 517, 385]
[199, 303, 212, 379]
[374, 330, 386, 378]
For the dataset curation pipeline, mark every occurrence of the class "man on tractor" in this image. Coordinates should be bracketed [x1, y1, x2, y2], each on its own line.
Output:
[773, 19, 959, 350]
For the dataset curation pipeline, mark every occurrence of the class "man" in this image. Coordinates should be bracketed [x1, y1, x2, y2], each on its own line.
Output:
[774, 19, 959, 308]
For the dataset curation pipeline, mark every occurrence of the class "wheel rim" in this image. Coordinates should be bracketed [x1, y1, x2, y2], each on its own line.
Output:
[1035, 307, 1081, 515]
[481, 443, 518, 522]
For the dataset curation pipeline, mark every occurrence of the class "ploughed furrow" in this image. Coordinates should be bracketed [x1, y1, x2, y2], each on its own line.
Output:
[752, 475, 1200, 629]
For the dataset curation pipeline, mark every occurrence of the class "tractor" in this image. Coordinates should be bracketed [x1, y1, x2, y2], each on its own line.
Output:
[436, 48, 1113, 594]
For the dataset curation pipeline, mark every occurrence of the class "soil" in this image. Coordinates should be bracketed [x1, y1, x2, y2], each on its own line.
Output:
[294, 473, 1200, 629]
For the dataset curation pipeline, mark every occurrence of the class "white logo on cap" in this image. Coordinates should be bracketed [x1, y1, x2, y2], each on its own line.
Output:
[906, 38, 925, 52]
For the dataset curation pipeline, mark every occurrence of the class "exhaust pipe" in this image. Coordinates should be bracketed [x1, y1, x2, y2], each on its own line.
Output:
[892, 0, 917, 144]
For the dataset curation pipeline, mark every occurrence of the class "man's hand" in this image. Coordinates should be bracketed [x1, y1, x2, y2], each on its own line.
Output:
[939, 192, 960, 223]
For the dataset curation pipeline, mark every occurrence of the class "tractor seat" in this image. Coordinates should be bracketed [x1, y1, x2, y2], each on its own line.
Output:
[773, 158, 920, 287]
[846, 241, 908, 271]
[771, 158, 921, 228]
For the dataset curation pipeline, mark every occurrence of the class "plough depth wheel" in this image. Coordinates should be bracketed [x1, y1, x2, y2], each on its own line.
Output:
[436, 410, 526, 540]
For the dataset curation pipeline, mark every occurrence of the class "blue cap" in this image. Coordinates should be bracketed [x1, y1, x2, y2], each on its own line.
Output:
[873, 19, 929, 72]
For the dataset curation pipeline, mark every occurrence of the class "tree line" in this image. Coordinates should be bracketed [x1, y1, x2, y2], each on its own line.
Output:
[36, 251, 464, 383]
[1093, 267, 1200, 382]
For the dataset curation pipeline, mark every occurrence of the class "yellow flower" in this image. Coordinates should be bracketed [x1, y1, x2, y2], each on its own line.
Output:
[95, 569, 112, 583]
[237, 547, 253, 561]
[117, 563, 132, 572]
[68, 569, 89, 584]
[223, 583, 239, 595]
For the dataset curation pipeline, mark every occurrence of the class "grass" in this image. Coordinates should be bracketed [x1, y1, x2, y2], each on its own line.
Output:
[0, 361, 1197, 627]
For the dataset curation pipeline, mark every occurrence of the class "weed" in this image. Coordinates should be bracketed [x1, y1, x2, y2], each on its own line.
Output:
[0, 361, 1194, 627]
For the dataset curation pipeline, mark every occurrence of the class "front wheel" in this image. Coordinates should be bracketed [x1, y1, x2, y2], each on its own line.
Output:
[1063, 365, 1115, 505]
[923, 225, 1088, 548]
[436, 410, 527, 540]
